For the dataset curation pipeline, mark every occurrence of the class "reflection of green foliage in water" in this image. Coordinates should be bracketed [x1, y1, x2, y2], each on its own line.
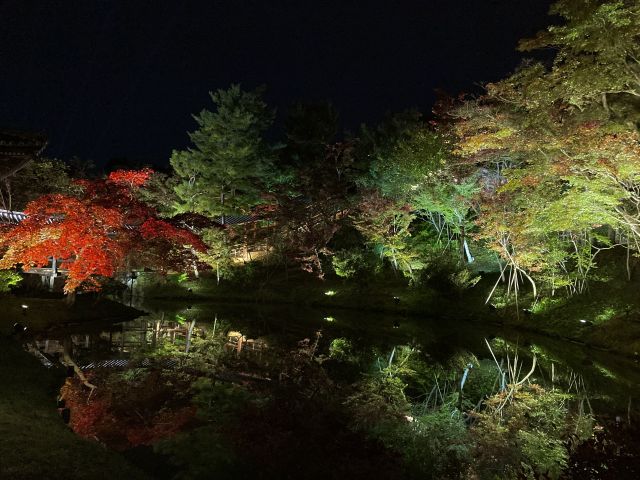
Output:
[118, 367, 148, 383]
[346, 346, 471, 478]
[151, 329, 251, 479]
[594, 306, 617, 325]
[346, 373, 411, 430]
[182, 329, 228, 376]
[343, 343, 593, 479]
[519, 430, 568, 479]
[191, 378, 250, 421]
[529, 343, 556, 363]
[593, 362, 617, 380]
[458, 359, 501, 407]
[147, 337, 185, 359]
[115, 327, 596, 479]
[328, 337, 353, 361]
[471, 385, 589, 480]
[372, 403, 471, 479]
[156, 426, 239, 480]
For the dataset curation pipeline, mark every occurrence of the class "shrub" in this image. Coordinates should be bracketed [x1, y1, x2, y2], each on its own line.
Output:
[470, 385, 590, 479]
[331, 248, 370, 279]
[0, 270, 22, 293]
[328, 338, 353, 361]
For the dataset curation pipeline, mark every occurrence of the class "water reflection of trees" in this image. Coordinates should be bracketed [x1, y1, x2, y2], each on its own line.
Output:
[24, 319, 639, 478]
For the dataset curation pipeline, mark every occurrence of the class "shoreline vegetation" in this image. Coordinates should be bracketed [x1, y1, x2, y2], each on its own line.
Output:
[3, 285, 637, 479]
[0, 0, 639, 477]
[1, 261, 638, 478]
[130, 254, 640, 360]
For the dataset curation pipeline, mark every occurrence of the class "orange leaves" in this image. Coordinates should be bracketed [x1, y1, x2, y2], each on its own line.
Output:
[107, 168, 154, 187]
[0, 168, 203, 293]
[0, 193, 126, 293]
[140, 218, 206, 251]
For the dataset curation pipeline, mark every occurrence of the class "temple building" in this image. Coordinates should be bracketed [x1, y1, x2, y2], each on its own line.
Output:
[0, 128, 47, 181]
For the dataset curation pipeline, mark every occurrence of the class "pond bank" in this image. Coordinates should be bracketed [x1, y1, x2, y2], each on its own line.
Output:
[134, 270, 640, 360]
[0, 337, 147, 479]
[0, 294, 148, 478]
[0, 295, 144, 334]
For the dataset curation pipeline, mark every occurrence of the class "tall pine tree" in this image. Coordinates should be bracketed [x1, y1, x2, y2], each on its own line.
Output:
[170, 84, 274, 220]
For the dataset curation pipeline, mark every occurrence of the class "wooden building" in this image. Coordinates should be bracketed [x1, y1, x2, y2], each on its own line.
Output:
[0, 128, 47, 180]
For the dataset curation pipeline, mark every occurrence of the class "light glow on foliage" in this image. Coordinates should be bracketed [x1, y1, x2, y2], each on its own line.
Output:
[107, 168, 154, 187]
[0, 169, 204, 294]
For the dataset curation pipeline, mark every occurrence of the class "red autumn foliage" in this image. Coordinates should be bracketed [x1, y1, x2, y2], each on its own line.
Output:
[107, 167, 154, 187]
[0, 169, 204, 292]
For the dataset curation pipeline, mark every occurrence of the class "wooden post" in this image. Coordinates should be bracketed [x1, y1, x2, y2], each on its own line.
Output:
[185, 320, 196, 353]
[49, 256, 58, 291]
[236, 335, 244, 356]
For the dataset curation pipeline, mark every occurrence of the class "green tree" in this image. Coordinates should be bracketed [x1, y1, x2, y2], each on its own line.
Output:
[267, 103, 355, 277]
[0, 158, 74, 211]
[170, 84, 275, 219]
[512, 0, 640, 123]
[283, 101, 339, 167]
[361, 113, 479, 263]
[446, 0, 640, 300]
[353, 192, 424, 281]
[0, 270, 21, 293]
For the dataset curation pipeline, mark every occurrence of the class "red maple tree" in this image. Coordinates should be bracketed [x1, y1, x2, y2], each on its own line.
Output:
[0, 169, 205, 293]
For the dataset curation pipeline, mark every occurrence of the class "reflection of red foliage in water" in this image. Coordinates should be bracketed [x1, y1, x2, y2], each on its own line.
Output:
[60, 377, 112, 439]
[125, 405, 197, 446]
[60, 374, 197, 450]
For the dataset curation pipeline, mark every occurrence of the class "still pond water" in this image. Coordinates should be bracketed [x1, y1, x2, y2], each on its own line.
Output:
[25, 300, 640, 478]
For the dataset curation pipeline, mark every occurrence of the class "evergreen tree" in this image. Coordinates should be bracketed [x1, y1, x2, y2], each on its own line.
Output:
[170, 84, 275, 220]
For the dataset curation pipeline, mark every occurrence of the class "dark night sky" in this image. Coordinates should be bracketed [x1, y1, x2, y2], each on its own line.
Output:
[0, 0, 554, 166]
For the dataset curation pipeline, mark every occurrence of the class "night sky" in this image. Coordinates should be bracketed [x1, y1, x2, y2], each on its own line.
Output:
[0, 0, 554, 166]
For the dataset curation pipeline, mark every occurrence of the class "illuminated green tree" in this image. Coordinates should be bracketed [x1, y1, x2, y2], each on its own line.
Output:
[170, 84, 275, 219]
[442, 0, 640, 301]
[509, 0, 640, 122]
[353, 192, 424, 281]
[361, 113, 478, 263]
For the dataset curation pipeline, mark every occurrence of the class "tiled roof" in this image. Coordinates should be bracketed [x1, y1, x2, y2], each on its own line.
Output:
[0, 209, 27, 224]
[0, 129, 47, 158]
[0, 129, 48, 181]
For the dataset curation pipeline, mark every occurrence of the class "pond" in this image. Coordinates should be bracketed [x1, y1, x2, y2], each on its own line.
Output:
[22, 300, 640, 479]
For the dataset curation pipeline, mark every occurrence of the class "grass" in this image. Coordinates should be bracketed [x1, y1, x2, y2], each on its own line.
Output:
[0, 337, 147, 479]
[0, 293, 147, 478]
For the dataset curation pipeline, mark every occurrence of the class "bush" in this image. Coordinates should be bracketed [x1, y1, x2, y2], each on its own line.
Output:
[0, 270, 22, 293]
[328, 338, 353, 361]
[331, 248, 371, 279]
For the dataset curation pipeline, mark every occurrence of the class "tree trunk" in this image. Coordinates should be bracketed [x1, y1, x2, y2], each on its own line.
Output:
[65, 291, 76, 305]
[62, 336, 97, 393]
